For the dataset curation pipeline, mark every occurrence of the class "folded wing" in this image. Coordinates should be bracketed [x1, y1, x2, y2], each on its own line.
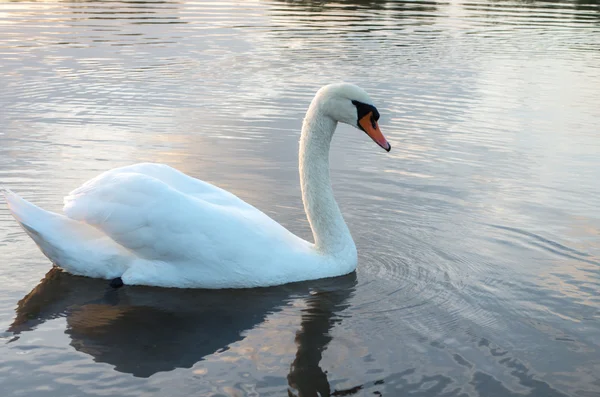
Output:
[63, 166, 292, 265]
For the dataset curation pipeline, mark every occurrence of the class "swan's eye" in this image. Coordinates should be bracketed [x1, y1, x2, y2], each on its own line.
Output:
[352, 99, 391, 152]
[352, 100, 379, 125]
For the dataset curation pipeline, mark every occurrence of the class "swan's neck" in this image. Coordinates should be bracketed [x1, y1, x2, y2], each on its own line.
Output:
[299, 106, 354, 255]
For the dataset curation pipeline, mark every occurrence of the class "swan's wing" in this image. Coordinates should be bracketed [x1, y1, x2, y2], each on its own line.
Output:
[62, 171, 290, 262]
[77, 163, 252, 209]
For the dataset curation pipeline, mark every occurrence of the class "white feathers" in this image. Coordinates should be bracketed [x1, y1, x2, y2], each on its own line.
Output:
[1, 83, 376, 288]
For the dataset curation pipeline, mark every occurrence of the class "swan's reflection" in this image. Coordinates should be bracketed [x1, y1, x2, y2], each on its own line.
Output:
[287, 281, 355, 396]
[8, 267, 356, 392]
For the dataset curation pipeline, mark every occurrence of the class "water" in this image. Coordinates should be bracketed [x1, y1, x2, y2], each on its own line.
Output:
[1, 0, 599, 395]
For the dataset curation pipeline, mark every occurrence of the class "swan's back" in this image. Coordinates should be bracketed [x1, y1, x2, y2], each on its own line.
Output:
[66, 163, 254, 208]
[56, 163, 318, 287]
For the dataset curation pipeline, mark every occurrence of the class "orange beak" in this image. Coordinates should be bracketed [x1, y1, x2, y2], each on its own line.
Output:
[358, 112, 391, 152]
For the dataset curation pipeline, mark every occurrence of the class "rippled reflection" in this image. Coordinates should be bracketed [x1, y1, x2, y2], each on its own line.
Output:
[7, 268, 356, 384]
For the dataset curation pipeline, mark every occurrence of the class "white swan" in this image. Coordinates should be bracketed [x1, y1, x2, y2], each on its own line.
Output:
[2, 83, 390, 289]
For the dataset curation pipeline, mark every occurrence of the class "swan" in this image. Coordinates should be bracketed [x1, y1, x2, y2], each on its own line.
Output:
[2, 83, 390, 289]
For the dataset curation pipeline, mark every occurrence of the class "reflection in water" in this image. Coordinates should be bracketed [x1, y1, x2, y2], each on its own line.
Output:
[274, 0, 439, 13]
[8, 267, 357, 389]
[287, 286, 354, 396]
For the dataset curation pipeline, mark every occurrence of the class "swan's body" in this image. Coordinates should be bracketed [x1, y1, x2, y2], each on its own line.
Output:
[2, 83, 390, 289]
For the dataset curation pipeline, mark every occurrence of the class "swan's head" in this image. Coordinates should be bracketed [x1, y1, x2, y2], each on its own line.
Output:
[314, 83, 391, 152]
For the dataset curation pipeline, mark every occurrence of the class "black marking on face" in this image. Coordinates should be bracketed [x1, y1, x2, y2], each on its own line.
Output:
[352, 100, 380, 131]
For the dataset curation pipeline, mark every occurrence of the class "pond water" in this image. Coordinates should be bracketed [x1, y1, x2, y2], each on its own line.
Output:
[1, 0, 599, 396]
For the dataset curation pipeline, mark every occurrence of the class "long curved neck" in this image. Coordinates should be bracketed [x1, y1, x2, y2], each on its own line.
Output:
[299, 105, 354, 254]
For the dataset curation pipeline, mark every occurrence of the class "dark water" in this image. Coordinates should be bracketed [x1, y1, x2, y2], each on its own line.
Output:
[1, 0, 599, 395]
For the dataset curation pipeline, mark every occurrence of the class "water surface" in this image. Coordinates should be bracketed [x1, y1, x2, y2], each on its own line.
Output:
[1, 0, 599, 396]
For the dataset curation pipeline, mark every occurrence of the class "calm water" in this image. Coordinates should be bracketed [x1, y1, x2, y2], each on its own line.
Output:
[1, 0, 599, 395]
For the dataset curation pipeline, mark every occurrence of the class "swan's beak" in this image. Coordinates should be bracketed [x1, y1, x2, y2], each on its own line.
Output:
[358, 113, 391, 152]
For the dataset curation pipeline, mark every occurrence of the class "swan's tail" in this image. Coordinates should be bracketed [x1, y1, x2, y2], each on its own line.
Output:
[1, 188, 130, 279]
[2, 187, 53, 229]
[2, 187, 78, 261]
